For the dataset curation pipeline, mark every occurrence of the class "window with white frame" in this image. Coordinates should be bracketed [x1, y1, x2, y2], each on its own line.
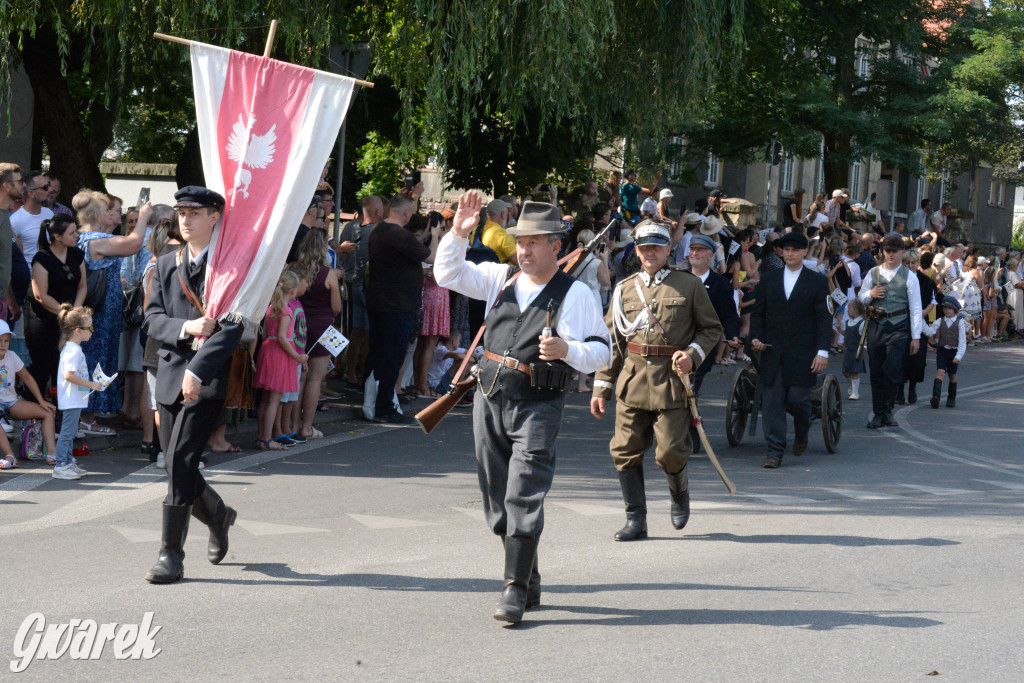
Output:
[917, 174, 927, 206]
[940, 169, 950, 202]
[855, 40, 871, 78]
[706, 153, 721, 186]
[668, 136, 686, 182]
[781, 153, 795, 193]
[989, 179, 1004, 206]
[850, 161, 863, 201]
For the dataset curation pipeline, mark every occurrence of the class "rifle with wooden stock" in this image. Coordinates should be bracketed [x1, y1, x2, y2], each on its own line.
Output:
[415, 220, 616, 434]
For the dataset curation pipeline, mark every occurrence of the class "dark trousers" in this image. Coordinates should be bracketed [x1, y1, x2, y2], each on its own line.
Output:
[25, 311, 58, 394]
[867, 319, 910, 415]
[365, 311, 416, 415]
[761, 370, 811, 458]
[159, 398, 223, 505]
[472, 390, 564, 539]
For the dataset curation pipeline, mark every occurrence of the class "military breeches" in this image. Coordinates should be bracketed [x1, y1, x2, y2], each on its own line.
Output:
[472, 390, 565, 539]
[610, 403, 691, 474]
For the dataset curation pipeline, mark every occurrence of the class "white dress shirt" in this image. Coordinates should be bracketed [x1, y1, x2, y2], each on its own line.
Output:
[434, 233, 610, 373]
[922, 315, 968, 361]
[858, 264, 923, 339]
[783, 266, 828, 358]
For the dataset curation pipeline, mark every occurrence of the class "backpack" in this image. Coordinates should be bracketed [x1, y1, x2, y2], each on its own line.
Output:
[18, 421, 45, 462]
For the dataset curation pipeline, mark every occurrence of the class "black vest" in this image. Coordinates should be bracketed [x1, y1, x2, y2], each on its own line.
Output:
[478, 270, 574, 400]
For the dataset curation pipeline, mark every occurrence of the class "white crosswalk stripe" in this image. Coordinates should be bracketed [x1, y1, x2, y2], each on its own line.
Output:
[822, 487, 902, 501]
[347, 513, 436, 529]
[898, 484, 975, 496]
[549, 501, 625, 516]
[235, 520, 328, 536]
[973, 479, 1024, 491]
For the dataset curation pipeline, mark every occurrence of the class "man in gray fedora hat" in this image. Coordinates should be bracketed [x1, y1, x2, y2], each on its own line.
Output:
[435, 192, 610, 625]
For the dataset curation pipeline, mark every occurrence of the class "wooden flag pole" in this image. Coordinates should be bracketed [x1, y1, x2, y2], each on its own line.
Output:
[152, 24, 375, 88]
[263, 19, 278, 59]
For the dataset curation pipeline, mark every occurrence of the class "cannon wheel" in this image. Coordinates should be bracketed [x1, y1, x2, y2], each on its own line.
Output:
[725, 365, 756, 446]
[821, 374, 842, 453]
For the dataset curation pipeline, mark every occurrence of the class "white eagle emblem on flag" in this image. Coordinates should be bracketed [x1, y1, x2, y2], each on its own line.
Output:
[226, 114, 276, 199]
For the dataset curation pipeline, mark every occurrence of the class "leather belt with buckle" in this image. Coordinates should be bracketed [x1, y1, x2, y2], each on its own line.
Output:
[627, 342, 682, 357]
[483, 350, 533, 381]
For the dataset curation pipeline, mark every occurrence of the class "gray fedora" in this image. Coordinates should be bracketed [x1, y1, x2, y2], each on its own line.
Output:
[506, 201, 565, 237]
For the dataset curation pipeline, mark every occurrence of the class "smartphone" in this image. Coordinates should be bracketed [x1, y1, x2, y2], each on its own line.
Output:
[405, 171, 422, 189]
[137, 187, 150, 208]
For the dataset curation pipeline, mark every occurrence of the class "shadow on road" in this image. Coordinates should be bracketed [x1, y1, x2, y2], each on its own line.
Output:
[515, 605, 943, 631]
[689, 533, 959, 547]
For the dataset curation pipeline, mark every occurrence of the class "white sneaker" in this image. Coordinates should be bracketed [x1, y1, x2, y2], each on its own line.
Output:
[198, 460, 205, 470]
[76, 430, 85, 439]
[70, 463, 88, 476]
[155, 451, 165, 469]
[52, 465, 82, 480]
[849, 391, 859, 401]
[0, 416, 12, 435]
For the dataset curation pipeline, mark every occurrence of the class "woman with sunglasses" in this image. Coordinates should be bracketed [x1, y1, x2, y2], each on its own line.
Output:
[27, 214, 86, 396]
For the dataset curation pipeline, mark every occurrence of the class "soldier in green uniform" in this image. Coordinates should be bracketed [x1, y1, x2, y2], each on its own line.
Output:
[590, 220, 723, 541]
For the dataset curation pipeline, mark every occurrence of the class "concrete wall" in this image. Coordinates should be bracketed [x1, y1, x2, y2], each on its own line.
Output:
[0, 67, 34, 168]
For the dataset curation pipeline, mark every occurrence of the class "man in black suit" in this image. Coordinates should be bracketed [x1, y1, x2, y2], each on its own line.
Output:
[143, 186, 244, 583]
[750, 232, 831, 469]
[688, 234, 741, 394]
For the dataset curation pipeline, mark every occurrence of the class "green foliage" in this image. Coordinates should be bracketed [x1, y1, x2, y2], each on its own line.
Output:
[679, 0, 973, 189]
[354, 130, 430, 200]
[367, 0, 746, 191]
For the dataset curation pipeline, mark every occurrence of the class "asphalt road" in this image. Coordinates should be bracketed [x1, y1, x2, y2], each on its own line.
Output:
[3, 343, 1023, 681]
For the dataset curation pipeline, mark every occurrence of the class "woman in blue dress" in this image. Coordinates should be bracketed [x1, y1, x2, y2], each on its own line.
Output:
[71, 191, 148, 435]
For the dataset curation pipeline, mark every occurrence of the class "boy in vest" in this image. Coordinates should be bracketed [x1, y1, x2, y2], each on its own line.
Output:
[859, 234, 924, 428]
[922, 298, 968, 408]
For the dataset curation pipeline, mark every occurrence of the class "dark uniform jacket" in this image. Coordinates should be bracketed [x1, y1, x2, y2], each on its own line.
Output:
[594, 267, 722, 411]
[701, 270, 741, 341]
[749, 266, 831, 388]
[143, 248, 244, 406]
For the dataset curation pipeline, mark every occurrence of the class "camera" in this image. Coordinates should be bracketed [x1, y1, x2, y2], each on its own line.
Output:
[404, 170, 421, 190]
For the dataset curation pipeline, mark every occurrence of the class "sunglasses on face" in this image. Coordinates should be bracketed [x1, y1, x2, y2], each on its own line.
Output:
[78, 326, 93, 332]
[32, 183, 51, 192]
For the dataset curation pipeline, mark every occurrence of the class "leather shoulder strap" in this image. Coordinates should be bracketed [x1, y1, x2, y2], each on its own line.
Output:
[175, 247, 205, 315]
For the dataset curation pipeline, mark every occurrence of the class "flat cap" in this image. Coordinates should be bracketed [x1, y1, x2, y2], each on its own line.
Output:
[777, 232, 809, 249]
[174, 186, 225, 211]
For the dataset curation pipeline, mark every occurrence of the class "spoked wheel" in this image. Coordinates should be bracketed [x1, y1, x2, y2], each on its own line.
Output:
[725, 365, 757, 446]
[821, 374, 843, 453]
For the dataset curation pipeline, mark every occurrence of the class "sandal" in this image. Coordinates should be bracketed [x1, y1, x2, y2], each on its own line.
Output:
[301, 427, 323, 439]
[255, 438, 283, 451]
[79, 420, 115, 436]
[0, 456, 16, 470]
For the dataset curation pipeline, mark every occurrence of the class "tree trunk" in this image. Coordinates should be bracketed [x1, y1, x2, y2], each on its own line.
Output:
[19, 31, 106, 196]
[176, 126, 205, 189]
[965, 155, 978, 242]
[822, 131, 852, 193]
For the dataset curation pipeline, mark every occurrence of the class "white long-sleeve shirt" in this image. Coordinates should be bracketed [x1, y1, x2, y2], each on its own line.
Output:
[859, 264, 923, 339]
[434, 233, 611, 374]
[922, 315, 969, 361]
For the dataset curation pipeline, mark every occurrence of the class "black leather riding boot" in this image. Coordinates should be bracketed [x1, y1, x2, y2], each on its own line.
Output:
[930, 378, 943, 409]
[145, 504, 191, 584]
[191, 486, 237, 564]
[666, 467, 691, 530]
[895, 384, 906, 405]
[907, 382, 918, 404]
[946, 381, 957, 408]
[493, 535, 539, 624]
[502, 536, 540, 609]
[614, 465, 648, 541]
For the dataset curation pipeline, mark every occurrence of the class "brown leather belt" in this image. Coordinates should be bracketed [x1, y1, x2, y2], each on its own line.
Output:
[627, 342, 682, 357]
[867, 307, 907, 320]
[483, 350, 533, 381]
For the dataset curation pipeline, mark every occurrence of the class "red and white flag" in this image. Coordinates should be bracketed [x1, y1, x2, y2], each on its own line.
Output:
[189, 43, 356, 326]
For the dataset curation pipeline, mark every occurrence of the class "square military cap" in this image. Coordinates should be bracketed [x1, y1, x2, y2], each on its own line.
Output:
[174, 186, 226, 210]
[506, 201, 565, 237]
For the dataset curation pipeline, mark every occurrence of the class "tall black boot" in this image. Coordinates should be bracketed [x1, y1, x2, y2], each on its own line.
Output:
[666, 466, 690, 530]
[502, 536, 541, 609]
[946, 381, 957, 408]
[191, 486, 237, 564]
[907, 382, 918, 404]
[614, 465, 647, 541]
[145, 504, 191, 584]
[895, 384, 906, 405]
[930, 378, 942, 409]
[493, 535, 539, 624]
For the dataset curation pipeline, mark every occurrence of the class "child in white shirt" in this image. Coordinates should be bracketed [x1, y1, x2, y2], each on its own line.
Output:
[428, 332, 466, 395]
[55, 306, 103, 480]
[922, 299, 969, 409]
